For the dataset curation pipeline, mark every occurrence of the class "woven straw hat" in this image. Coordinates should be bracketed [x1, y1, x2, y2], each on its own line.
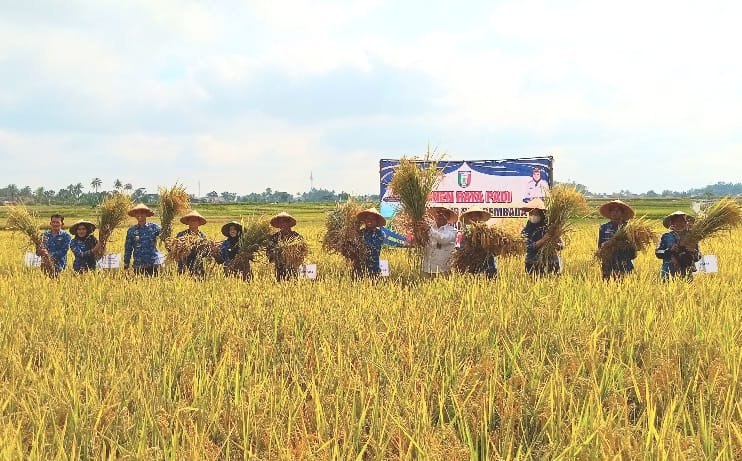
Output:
[127, 203, 155, 217]
[180, 210, 207, 226]
[520, 198, 546, 211]
[270, 212, 297, 228]
[221, 221, 243, 237]
[69, 220, 96, 235]
[357, 208, 386, 227]
[662, 211, 692, 229]
[460, 207, 491, 224]
[599, 200, 635, 220]
[427, 205, 459, 224]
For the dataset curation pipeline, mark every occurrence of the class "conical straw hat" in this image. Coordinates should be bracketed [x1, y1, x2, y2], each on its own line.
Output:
[357, 208, 386, 227]
[427, 205, 458, 224]
[520, 198, 546, 211]
[270, 212, 297, 228]
[221, 221, 243, 237]
[69, 220, 96, 234]
[662, 210, 692, 229]
[127, 203, 155, 217]
[599, 200, 635, 220]
[460, 207, 491, 224]
[180, 210, 207, 226]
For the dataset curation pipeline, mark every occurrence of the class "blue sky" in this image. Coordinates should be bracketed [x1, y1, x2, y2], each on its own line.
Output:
[1, 0, 740, 196]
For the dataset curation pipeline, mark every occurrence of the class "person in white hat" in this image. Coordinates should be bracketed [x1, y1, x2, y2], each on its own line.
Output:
[523, 167, 550, 203]
[520, 198, 562, 275]
[124, 203, 161, 276]
[175, 210, 208, 277]
[597, 200, 637, 279]
[355, 208, 386, 278]
[266, 212, 303, 281]
[422, 206, 458, 278]
[655, 211, 700, 280]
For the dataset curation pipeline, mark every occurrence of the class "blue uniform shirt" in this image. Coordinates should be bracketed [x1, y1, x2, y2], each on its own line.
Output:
[598, 221, 636, 273]
[70, 235, 98, 272]
[219, 238, 239, 266]
[41, 230, 71, 272]
[124, 222, 161, 267]
[362, 227, 384, 274]
[521, 221, 562, 264]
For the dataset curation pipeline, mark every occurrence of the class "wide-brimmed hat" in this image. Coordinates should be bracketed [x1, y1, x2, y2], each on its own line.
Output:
[221, 221, 243, 237]
[599, 200, 635, 220]
[270, 212, 297, 228]
[69, 220, 96, 235]
[460, 207, 491, 224]
[427, 205, 459, 224]
[663, 211, 693, 228]
[357, 208, 386, 227]
[128, 203, 155, 217]
[180, 210, 207, 226]
[520, 198, 546, 211]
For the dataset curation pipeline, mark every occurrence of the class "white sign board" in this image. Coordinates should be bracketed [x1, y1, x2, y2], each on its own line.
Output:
[98, 253, 122, 269]
[24, 253, 42, 267]
[155, 251, 166, 265]
[695, 255, 718, 273]
[379, 260, 390, 277]
[299, 264, 317, 279]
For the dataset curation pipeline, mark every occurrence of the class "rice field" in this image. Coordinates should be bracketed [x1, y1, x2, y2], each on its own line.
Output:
[0, 205, 740, 460]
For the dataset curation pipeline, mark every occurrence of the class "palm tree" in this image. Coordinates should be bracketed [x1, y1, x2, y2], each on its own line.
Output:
[73, 183, 84, 198]
[124, 183, 133, 194]
[6, 184, 18, 201]
[114, 179, 123, 192]
[91, 178, 102, 193]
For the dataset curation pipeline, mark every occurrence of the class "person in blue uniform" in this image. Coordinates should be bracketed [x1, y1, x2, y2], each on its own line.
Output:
[124, 203, 161, 276]
[597, 200, 637, 280]
[37, 213, 71, 274]
[523, 167, 550, 203]
[174, 210, 208, 277]
[217, 221, 252, 280]
[69, 220, 101, 273]
[266, 212, 303, 281]
[521, 198, 562, 275]
[354, 208, 386, 279]
[655, 211, 700, 280]
[458, 207, 498, 278]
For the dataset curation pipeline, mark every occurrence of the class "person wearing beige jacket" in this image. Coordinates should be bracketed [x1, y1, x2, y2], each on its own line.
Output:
[422, 206, 459, 278]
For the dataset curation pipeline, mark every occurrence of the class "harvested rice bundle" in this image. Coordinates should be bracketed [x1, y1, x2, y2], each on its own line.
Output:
[464, 222, 527, 258]
[596, 216, 658, 263]
[682, 197, 742, 247]
[276, 236, 309, 269]
[388, 155, 442, 247]
[322, 199, 369, 265]
[538, 184, 590, 267]
[6, 203, 58, 276]
[452, 242, 488, 273]
[157, 184, 190, 243]
[164, 235, 219, 263]
[227, 216, 272, 277]
[94, 193, 133, 258]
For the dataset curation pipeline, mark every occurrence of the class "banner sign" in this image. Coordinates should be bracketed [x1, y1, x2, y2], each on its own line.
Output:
[98, 253, 122, 269]
[379, 157, 553, 219]
[299, 264, 318, 279]
[24, 253, 42, 267]
[695, 255, 718, 273]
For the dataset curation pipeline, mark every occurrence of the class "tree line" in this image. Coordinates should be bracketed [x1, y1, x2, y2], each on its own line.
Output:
[0, 179, 378, 205]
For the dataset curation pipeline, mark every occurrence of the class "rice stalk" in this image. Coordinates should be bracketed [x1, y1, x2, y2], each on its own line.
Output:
[682, 197, 742, 247]
[322, 199, 369, 265]
[538, 184, 590, 267]
[6, 203, 58, 277]
[388, 153, 443, 247]
[596, 217, 658, 264]
[164, 235, 219, 263]
[464, 222, 527, 258]
[276, 237, 309, 269]
[95, 193, 133, 258]
[157, 184, 190, 243]
[226, 216, 272, 278]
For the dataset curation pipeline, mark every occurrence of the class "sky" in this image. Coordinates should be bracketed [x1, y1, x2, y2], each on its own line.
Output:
[1, 0, 740, 196]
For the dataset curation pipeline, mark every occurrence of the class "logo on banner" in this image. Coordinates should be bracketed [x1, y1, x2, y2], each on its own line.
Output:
[458, 170, 472, 188]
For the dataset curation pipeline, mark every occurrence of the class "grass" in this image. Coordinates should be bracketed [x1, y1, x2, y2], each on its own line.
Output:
[0, 206, 740, 459]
